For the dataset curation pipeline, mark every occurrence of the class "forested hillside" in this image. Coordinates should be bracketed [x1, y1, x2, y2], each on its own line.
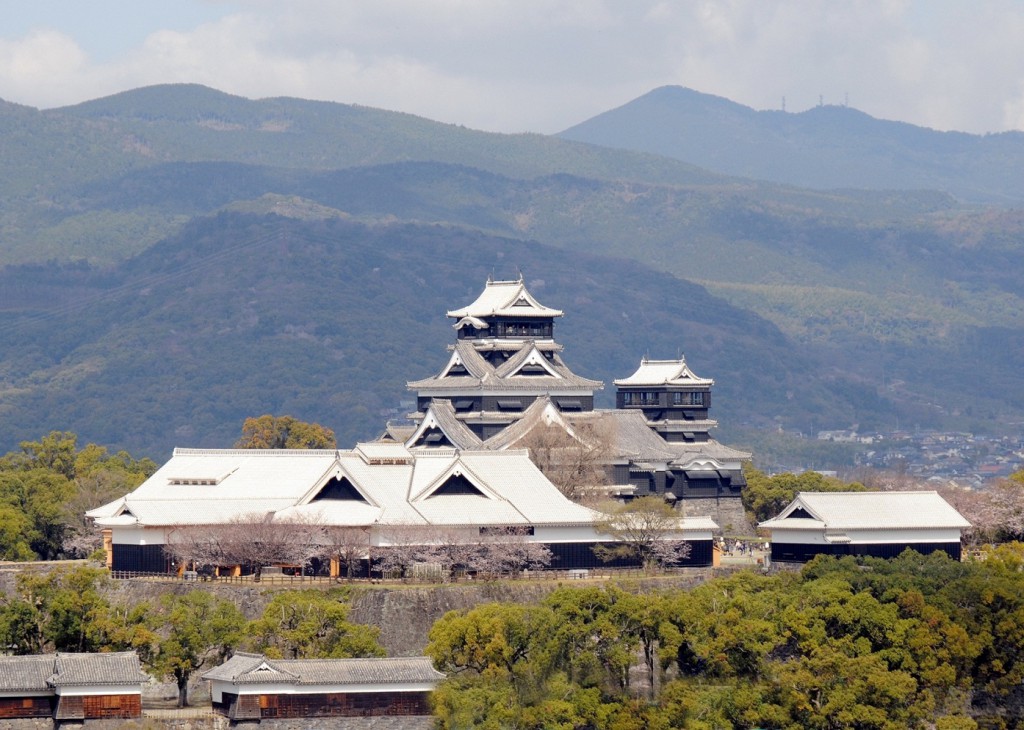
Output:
[0, 211, 840, 458]
[1, 83, 1022, 451]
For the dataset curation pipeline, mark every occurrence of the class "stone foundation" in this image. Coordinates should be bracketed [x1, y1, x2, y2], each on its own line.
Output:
[682, 497, 752, 535]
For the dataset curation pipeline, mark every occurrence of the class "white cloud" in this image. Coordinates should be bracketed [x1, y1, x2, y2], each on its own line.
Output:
[0, 0, 1021, 134]
[0, 30, 88, 107]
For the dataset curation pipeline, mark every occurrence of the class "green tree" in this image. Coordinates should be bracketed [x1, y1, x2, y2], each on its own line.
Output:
[0, 503, 35, 560]
[0, 468, 76, 559]
[85, 599, 158, 663]
[235, 414, 337, 449]
[742, 463, 868, 523]
[16, 431, 78, 479]
[64, 443, 157, 556]
[0, 597, 44, 655]
[662, 571, 789, 681]
[14, 564, 110, 652]
[427, 602, 557, 701]
[768, 646, 923, 729]
[246, 589, 384, 659]
[148, 591, 245, 707]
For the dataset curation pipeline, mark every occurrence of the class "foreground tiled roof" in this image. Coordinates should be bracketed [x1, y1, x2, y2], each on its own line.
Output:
[203, 653, 444, 686]
[50, 652, 149, 687]
[0, 652, 147, 692]
[0, 655, 54, 692]
[760, 491, 972, 531]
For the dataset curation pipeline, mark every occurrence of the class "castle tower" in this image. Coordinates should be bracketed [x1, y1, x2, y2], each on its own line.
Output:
[407, 276, 603, 441]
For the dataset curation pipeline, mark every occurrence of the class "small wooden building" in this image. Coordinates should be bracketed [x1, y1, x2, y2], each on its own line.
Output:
[759, 490, 971, 563]
[204, 653, 444, 722]
[0, 651, 147, 722]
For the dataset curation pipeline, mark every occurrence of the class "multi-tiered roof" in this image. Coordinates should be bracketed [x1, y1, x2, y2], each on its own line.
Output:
[400, 276, 750, 508]
[408, 276, 602, 440]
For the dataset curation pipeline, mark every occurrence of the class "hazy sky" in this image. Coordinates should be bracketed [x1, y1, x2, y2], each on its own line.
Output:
[2, 1, 1023, 135]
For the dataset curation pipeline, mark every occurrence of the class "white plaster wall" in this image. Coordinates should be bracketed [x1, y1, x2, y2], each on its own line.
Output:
[58, 686, 142, 697]
[840, 527, 962, 544]
[532, 525, 603, 542]
[111, 526, 166, 545]
[208, 680, 436, 698]
[770, 527, 962, 545]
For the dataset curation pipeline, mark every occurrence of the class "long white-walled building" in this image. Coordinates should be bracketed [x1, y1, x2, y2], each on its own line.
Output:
[759, 491, 970, 563]
[88, 441, 717, 574]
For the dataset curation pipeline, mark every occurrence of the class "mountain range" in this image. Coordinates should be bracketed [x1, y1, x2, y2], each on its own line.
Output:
[0, 83, 1021, 461]
[560, 85, 1024, 205]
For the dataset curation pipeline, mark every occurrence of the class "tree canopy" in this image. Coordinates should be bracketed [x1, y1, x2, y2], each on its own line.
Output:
[235, 414, 337, 449]
[424, 550, 1024, 728]
[0, 431, 156, 560]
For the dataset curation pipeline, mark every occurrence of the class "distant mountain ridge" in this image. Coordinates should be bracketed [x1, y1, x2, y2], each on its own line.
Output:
[559, 85, 1024, 203]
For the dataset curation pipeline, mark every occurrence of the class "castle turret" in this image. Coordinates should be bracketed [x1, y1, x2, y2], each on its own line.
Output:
[614, 356, 716, 443]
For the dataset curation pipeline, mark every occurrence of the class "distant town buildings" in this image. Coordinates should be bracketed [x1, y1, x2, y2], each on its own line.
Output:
[814, 429, 1024, 486]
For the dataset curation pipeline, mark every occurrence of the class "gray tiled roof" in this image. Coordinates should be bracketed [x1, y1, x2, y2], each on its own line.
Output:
[204, 653, 444, 686]
[412, 400, 483, 450]
[761, 491, 972, 531]
[480, 396, 555, 451]
[0, 652, 147, 692]
[668, 440, 751, 464]
[613, 357, 714, 387]
[446, 277, 562, 319]
[50, 652, 149, 687]
[408, 340, 602, 392]
[477, 402, 745, 466]
[0, 655, 54, 692]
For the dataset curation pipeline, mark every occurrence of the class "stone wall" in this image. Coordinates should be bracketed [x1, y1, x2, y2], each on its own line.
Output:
[684, 496, 752, 535]
[0, 719, 52, 730]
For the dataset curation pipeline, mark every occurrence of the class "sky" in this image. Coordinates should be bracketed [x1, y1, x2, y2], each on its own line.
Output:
[1, 0, 1023, 135]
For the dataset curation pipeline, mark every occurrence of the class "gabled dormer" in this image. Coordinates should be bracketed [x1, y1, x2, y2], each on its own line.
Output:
[412, 461, 496, 502]
[405, 402, 483, 450]
[499, 345, 562, 379]
[439, 350, 470, 378]
[312, 476, 365, 502]
[301, 463, 377, 507]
